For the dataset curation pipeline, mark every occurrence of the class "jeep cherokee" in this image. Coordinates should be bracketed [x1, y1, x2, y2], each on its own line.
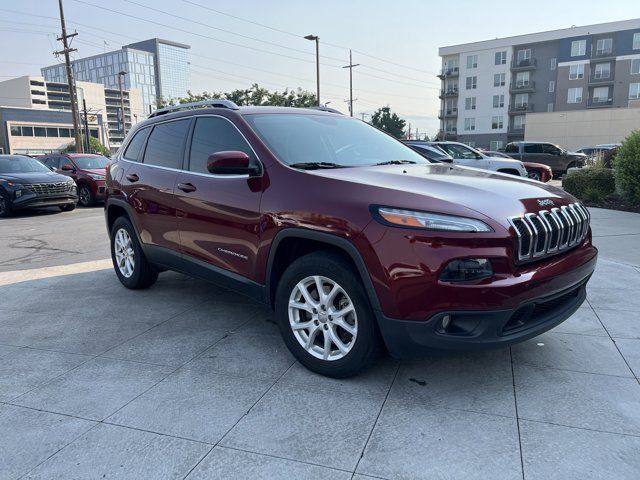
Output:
[104, 100, 597, 378]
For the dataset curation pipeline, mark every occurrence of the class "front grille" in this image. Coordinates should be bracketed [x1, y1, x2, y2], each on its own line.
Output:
[26, 182, 74, 195]
[508, 203, 590, 262]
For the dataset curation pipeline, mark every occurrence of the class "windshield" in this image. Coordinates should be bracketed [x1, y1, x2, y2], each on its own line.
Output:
[438, 143, 480, 160]
[244, 114, 429, 167]
[0, 155, 52, 174]
[411, 145, 451, 161]
[72, 156, 109, 169]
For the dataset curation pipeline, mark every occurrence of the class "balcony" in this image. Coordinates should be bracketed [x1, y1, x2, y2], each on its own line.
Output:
[509, 81, 536, 93]
[508, 126, 525, 137]
[588, 72, 615, 85]
[438, 88, 459, 99]
[437, 67, 459, 79]
[587, 98, 613, 108]
[508, 103, 534, 114]
[511, 58, 537, 71]
[592, 47, 615, 60]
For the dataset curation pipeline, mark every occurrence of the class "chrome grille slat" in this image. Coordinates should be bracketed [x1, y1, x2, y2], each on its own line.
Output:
[509, 202, 589, 262]
[26, 182, 73, 195]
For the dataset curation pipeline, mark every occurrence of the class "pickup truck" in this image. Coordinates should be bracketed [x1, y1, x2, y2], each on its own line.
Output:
[504, 141, 586, 177]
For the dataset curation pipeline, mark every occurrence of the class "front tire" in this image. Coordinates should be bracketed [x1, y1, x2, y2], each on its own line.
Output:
[0, 190, 12, 218]
[110, 216, 158, 289]
[78, 184, 94, 207]
[528, 170, 541, 181]
[275, 252, 381, 378]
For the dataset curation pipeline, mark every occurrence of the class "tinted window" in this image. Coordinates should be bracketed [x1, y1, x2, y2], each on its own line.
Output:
[524, 144, 541, 154]
[143, 120, 190, 169]
[541, 144, 561, 155]
[439, 143, 478, 160]
[60, 157, 74, 169]
[44, 157, 58, 168]
[34, 127, 46, 137]
[189, 117, 255, 173]
[504, 143, 518, 153]
[123, 127, 151, 162]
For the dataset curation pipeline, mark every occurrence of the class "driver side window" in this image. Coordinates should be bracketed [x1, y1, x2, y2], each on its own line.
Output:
[188, 117, 256, 174]
[541, 144, 560, 155]
[59, 157, 74, 169]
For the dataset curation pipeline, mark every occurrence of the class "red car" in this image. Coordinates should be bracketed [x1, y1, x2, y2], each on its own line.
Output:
[41, 153, 109, 206]
[105, 101, 597, 377]
[480, 150, 552, 182]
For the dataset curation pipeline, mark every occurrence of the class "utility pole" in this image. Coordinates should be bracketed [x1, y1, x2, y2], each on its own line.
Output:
[304, 35, 320, 106]
[82, 98, 90, 153]
[55, 0, 83, 153]
[342, 50, 360, 117]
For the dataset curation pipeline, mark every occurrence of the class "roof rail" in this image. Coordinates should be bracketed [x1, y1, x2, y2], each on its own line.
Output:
[149, 99, 240, 118]
[309, 106, 343, 115]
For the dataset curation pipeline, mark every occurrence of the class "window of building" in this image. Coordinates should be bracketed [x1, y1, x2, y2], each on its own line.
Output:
[549, 80, 555, 93]
[464, 118, 475, 131]
[490, 140, 504, 151]
[495, 51, 507, 65]
[567, 87, 583, 103]
[59, 128, 71, 138]
[21, 126, 33, 136]
[494, 73, 505, 87]
[9, 125, 21, 136]
[595, 63, 611, 78]
[445, 120, 456, 132]
[465, 76, 477, 89]
[550, 58, 557, 70]
[34, 127, 46, 137]
[514, 115, 526, 130]
[491, 116, 504, 129]
[631, 59, 640, 75]
[46, 127, 58, 138]
[592, 86, 610, 103]
[445, 98, 456, 113]
[547, 103, 554, 112]
[630, 83, 640, 99]
[596, 38, 613, 55]
[466, 55, 478, 69]
[569, 64, 585, 80]
[123, 127, 151, 162]
[571, 39, 586, 56]
[188, 117, 256, 173]
[516, 71, 530, 87]
[493, 94, 505, 108]
[516, 49, 532, 64]
[634, 33, 640, 50]
[515, 93, 529, 108]
[465, 97, 476, 110]
[143, 120, 190, 169]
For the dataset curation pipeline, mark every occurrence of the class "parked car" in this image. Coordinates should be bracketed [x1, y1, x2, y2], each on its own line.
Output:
[40, 153, 109, 206]
[428, 141, 528, 177]
[504, 142, 587, 177]
[0, 154, 77, 217]
[403, 140, 453, 163]
[480, 150, 552, 182]
[575, 144, 619, 168]
[104, 100, 597, 378]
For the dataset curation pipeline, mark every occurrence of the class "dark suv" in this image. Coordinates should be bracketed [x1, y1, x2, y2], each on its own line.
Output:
[42, 153, 109, 206]
[504, 142, 587, 176]
[105, 100, 597, 377]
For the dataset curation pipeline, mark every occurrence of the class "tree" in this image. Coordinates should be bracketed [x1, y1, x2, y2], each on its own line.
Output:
[172, 84, 317, 108]
[370, 106, 406, 139]
[61, 135, 111, 156]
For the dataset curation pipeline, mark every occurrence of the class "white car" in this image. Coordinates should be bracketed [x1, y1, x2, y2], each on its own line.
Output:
[430, 141, 528, 177]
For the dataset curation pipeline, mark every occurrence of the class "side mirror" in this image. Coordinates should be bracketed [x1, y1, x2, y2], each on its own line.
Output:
[207, 151, 259, 175]
[61, 164, 75, 172]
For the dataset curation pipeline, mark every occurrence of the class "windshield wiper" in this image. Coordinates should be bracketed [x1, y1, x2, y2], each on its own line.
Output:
[288, 162, 347, 170]
[373, 160, 418, 166]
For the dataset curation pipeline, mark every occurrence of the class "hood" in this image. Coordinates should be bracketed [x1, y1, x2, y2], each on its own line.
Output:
[310, 163, 576, 228]
[0, 171, 71, 184]
[79, 168, 106, 176]
[568, 151, 588, 157]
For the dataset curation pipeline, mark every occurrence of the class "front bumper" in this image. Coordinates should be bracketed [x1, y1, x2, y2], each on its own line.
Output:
[375, 249, 596, 358]
[92, 180, 106, 201]
[12, 191, 78, 210]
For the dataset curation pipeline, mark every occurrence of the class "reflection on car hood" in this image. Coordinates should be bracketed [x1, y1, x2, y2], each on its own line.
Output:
[0, 171, 71, 184]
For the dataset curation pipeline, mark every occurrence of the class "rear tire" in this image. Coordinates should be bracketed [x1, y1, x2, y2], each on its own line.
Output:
[275, 251, 382, 378]
[78, 184, 95, 207]
[110, 216, 158, 289]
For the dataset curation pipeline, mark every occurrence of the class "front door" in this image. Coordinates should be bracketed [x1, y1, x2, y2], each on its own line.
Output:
[175, 115, 263, 280]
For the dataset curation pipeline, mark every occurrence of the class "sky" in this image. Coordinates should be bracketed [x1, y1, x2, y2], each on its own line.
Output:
[0, 0, 638, 137]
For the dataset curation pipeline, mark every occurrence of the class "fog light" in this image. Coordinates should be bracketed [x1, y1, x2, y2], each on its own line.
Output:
[440, 258, 493, 282]
[15, 189, 22, 198]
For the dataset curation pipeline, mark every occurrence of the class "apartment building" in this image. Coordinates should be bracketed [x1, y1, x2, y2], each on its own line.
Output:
[438, 19, 640, 149]
[42, 38, 191, 113]
[0, 75, 144, 153]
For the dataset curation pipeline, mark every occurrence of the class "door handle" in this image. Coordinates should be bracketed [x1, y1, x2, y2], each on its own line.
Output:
[177, 182, 197, 193]
[126, 173, 139, 182]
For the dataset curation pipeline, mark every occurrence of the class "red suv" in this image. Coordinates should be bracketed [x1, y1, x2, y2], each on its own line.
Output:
[104, 100, 597, 377]
[42, 153, 108, 206]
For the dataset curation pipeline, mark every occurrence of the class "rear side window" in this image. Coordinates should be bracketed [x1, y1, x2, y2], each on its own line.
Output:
[123, 127, 150, 162]
[524, 143, 541, 154]
[143, 119, 190, 169]
[504, 143, 518, 153]
[188, 117, 256, 173]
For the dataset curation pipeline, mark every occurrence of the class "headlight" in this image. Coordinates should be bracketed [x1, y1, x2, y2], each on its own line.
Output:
[375, 207, 493, 232]
[89, 174, 105, 180]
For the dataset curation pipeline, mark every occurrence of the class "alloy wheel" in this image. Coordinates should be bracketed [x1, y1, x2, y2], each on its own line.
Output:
[79, 186, 91, 206]
[288, 275, 358, 361]
[528, 171, 541, 181]
[114, 228, 135, 278]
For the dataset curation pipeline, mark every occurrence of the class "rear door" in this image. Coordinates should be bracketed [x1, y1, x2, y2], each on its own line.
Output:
[120, 119, 190, 254]
[175, 115, 263, 280]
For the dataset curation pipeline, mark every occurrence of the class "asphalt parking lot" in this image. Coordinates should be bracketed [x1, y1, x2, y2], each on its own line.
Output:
[1, 206, 640, 479]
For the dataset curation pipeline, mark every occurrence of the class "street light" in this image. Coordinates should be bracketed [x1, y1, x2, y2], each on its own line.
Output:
[304, 34, 320, 106]
[117, 71, 127, 136]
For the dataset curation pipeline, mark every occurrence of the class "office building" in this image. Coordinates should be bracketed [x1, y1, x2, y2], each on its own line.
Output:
[0, 75, 144, 153]
[438, 19, 640, 149]
[42, 38, 191, 113]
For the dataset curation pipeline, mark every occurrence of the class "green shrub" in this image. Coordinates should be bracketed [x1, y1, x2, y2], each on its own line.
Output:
[614, 130, 640, 204]
[562, 167, 615, 203]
